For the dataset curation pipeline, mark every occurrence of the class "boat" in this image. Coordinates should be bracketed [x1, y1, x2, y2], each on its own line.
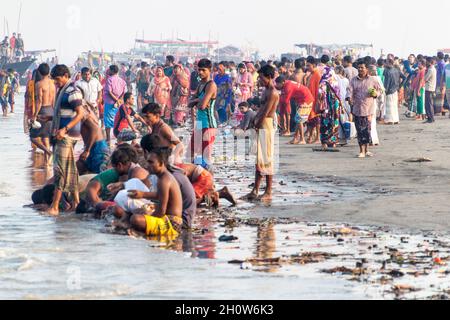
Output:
[1, 49, 56, 75]
[1, 59, 35, 75]
[294, 43, 374, 58]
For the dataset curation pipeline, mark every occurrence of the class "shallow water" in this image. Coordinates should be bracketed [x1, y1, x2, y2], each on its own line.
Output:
[1, 90, 449, 300]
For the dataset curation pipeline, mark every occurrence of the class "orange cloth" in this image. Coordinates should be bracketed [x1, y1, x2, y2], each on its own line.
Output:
[25, 79, 35, 119]
[23, 79, 35, 134]
[304, 69, 321, 120]
[193, 170, 214, 200]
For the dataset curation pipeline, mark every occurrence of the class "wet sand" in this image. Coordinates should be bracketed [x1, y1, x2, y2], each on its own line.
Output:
[2, 93, 450, 300]
[257, 110, 450, 233]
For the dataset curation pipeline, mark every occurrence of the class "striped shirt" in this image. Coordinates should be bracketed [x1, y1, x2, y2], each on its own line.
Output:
[59, 84, 83, 139]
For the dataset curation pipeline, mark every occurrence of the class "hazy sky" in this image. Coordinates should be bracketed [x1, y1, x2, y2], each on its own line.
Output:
[2, 0, 449, 63]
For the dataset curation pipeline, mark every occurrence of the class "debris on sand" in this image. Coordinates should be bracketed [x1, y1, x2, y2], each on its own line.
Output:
[219, 235, 239, 242]
[403, 157, 432, 163]
[389, 284, 421, 297]
[386, 270, 405, 278]
[290, 252, 337, 265]
[320, 267, 358, 275]
[312, 148, 341, 153]
[246, 257, 285, 266]
[229, 252, 337, 268]
[241, 262, 253, 270]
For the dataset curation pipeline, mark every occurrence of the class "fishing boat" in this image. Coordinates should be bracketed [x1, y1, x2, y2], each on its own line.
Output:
[294, 43, 374, 58]
[1, 49, 57, 85]
[1, 58, 35, 75]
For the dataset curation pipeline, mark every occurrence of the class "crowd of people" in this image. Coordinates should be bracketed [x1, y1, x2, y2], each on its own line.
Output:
[0, 33, 25, 64]
[25, 59, 239, 240]
[0, 68, 19, 116]
[21, 50, 450, 240]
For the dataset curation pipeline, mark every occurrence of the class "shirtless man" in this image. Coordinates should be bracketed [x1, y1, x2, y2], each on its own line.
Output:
[245, 65, 279, 202]
[136, 62, 151, 111]
[111, 136, 197, 230]
[127, 148, 183, 238]
[141, 102, 182, 161]
[76, 106, 109, 175]
[32, 63, 56, 166]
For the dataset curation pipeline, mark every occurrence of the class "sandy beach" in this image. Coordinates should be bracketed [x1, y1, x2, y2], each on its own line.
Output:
[256, 108, 450, 233]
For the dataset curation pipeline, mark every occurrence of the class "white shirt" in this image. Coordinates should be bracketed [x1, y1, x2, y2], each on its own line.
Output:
[76, 78, 103, 106]
[425, 66, 437, 92]
[336, 75, 350, 102]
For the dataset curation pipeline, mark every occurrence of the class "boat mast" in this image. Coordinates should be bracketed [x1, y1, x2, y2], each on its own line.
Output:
[17, 2, 22, 33]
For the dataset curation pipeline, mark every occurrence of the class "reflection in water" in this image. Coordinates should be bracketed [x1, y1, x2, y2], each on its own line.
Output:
[119, 216, 218, 260]
[255, 223, 279, 273]
[29, 152, 52, 190]
[192, 217, 216, 259]
[1, 88, 374, 300]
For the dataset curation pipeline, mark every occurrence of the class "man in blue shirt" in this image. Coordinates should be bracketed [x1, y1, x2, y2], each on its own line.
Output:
[435, 52, 447, 115]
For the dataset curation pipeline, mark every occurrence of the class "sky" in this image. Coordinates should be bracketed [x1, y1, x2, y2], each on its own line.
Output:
[2, 0, 450, 64]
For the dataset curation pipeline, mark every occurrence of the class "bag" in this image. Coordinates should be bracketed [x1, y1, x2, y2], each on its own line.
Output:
[117, 129, 138, 142]
[343, 121, 357, 140]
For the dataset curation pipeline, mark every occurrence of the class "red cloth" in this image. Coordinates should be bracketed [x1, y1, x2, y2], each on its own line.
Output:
[175, 164, 214, 200]
[411, 69, 425, 92]
[113, 104, 136, 136]
[279, 80, 314, 115]
[190, 128, 217, 162]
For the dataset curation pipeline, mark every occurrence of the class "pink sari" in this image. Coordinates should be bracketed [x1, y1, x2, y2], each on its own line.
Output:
[151, 67, 172, 119]
[237, 71, 254, 103]
[171, 65, 190, 125]
[234, 70, 254, 123]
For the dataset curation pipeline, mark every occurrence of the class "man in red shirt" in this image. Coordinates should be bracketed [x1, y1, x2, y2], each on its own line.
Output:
[10, 33, 16, 51]
[113, 92, 147, 142]
[275, 76, 314, 145]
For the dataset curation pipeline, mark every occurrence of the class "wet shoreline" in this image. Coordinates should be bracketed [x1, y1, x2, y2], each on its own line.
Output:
[1, 92, 450, 300]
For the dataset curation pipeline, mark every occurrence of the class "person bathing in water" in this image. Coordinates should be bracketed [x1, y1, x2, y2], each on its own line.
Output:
[126, 147, 183, 238]
[175, 162, 237, 208]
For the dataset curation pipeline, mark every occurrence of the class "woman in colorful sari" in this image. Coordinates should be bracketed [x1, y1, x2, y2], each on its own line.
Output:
[24, 70, 37, 135]
[214, 63, 233, 124]
[317, 65, 342, 149]
[369, 65, 384, 146]
[233, 63, 254, 124]
[150, 66, 172, 121]
[411, 59, 426, 121]
[246, 62, 259, 89]
[171, 64, 190, 126]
